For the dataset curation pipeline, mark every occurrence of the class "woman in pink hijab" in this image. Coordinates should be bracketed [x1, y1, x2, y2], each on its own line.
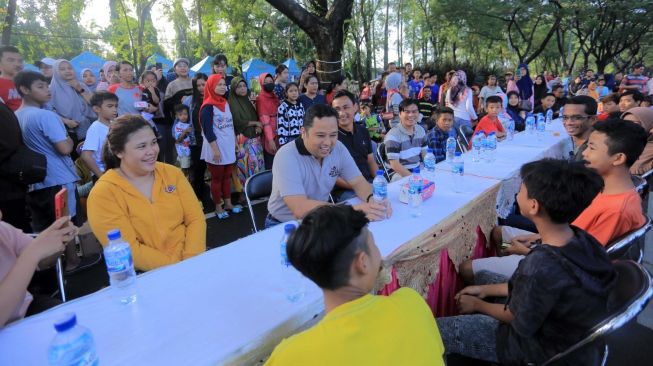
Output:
[95, 61, 118, 91]
[622, 107, 653, 175]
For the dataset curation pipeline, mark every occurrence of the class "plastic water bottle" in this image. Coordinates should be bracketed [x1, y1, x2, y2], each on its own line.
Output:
[47, 313, 99, 366]
[486, 132, 497, 162]
[452, 152, 464, 193]
[423, 148, 437, 181]
[104, 229, 137, 304]
[559, 106, 564, 119]
[536, 113, 546, 139]
[372, 170, 388, 218]
[409, 167, 423, 193]
[546, 109, 553, 125]
[472, 132, 485, 163]
[525, 114, 535, 134]
[445, 130, 457, 163]
[408, 186, 422, 217]
[280, 224, 304, 302]
[506, 117, 515, 140]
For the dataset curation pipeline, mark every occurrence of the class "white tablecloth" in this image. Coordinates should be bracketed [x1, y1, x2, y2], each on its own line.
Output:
[0, 121, 570, 366]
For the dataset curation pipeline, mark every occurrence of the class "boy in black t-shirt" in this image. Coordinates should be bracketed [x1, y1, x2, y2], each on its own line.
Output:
[437, 158, 616, 365]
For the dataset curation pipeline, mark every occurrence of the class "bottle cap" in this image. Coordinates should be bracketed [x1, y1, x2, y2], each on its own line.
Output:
[376, 169, 384, 176]
[107, 229, 121, 241]
[427, 147, 433, 153]
[412, 167, 420, 174]
[53, 313, 77, 332]
[455, 152, 462, 157]
[284, 224, 296, 234]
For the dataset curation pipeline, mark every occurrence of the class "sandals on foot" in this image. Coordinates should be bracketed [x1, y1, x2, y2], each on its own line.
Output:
[216, 211, 230, 219]
[231, 204, 243, 214]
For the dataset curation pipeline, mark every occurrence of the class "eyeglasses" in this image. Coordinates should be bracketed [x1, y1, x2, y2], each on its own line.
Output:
[562, 115, 591, 122]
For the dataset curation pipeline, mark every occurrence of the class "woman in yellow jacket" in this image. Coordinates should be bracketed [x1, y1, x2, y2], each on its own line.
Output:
[87, 115, 206, 271]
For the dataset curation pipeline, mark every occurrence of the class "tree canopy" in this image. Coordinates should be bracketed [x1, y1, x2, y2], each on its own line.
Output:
[1, 0, 651, 81]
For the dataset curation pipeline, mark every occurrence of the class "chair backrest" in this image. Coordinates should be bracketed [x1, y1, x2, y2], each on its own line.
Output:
[377, 142, 394, 181]
[605, 216, 652, 261]
[541, 260, 653, 366]
[244, 170, 273, 232]
[458, 125, 472, 149]
[632, 175, 648, 196]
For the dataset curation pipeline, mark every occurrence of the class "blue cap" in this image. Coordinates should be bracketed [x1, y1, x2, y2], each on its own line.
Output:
[427, 147, 433, 153]
[53, 313, 77, 332]
[284, 224, 296, 234]
[489, 131, 496, 135]
[412, 167, 420, 174]
[107, 229, 121, 241]
[455, 152, 462, 156]
[376, 169, 384, 176]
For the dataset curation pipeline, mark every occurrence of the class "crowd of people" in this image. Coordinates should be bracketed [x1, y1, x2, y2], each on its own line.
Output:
[1, 44, 653, 364]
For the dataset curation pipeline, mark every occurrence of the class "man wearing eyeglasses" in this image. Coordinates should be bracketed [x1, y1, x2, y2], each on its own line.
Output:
[384, 99, 428, 181]
[562, 96, 597, 161]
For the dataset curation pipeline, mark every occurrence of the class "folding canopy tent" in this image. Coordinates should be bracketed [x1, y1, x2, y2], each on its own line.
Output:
[146, 53, 174, 72]
[241, 58, 275, 87]
[282, 58, 301, 82]
[69, 51, 105, 78]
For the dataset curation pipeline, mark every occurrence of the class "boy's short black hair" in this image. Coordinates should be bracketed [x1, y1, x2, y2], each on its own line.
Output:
[304, 104, 338, 130]
[287, 205, 370, 290]
[398, 98, 419, 112]
[485, 95, 502, 106]
[566, 95, 598, 115]
[600, 93, 619, 104]
[620, 90, 644, 103]
[13, 71, 47, 97]
[174, 103, 189, 114]
[543, 93, 555, 99]
[434, 106, 454, 120]
[520, 159, 603, 224]
[0, 45, 20, 59]
[118, 60, 133, 71]
[591, 119, 648, 167]
[332, 89, 357, 106]
[552, 84, 563, 92]
[90, 90, 119, 107]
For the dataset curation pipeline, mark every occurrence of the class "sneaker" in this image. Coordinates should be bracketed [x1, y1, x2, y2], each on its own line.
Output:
[64, 253, 102, 276]
[216, 211, 230, 220]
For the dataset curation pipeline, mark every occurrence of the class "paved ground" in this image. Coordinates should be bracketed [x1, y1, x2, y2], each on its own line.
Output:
[60, 187, 653, 365]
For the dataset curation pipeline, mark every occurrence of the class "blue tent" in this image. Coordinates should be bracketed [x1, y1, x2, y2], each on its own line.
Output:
[189, 56, 234, 77]
[282, 59, 301, 82]
[70, 51, 105, 78]
[190, 56, 214, 76]
[23, 63, 39, 72]
[146, 53, 173, 72]
[242, 58, 275, 87]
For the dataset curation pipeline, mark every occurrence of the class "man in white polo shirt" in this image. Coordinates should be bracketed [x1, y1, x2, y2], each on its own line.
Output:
[266, 104, 392, 228]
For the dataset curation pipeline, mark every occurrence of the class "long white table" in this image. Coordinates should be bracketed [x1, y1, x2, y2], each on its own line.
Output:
[0, 121, 570, 365]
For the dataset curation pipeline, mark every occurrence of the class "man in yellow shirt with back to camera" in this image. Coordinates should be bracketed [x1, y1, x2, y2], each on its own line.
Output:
[265, 205, 445, 366]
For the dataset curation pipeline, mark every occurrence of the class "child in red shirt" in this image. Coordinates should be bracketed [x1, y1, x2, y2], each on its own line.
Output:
[470, 95, 505, 148]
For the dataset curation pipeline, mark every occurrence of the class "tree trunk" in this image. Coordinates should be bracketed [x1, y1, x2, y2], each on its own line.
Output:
[383, 0, 389, 68]
[396, 0, 402, 65]
[1, 0, 17, 45]
[361, 0, 373, 81]
[266, 0, 354, 85]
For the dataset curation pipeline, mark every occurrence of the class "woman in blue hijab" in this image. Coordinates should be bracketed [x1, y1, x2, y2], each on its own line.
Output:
[516, 63, 534, 111]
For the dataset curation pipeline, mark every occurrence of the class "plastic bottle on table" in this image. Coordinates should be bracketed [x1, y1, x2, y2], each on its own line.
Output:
[452, 152, 464, 193]
[409, 167, 423, 193]
[506, 116, 515, 140]
[536, 113, 546, 139]
[472, 132, 485, 163]
[280, 223, 304, 303]
[486, 132, 497, 162]
[525, 113, 535, 134]
[104, 229, 137, 304]
[445, 130, 457, 163]
[423, 148, 437, 181]
[546, 109, 553, 125]
[47, 313, 99, 366]
[372, 169, 388, 218]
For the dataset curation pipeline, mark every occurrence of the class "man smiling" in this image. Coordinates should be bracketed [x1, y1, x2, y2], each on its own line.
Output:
[266, 104, 391, 228]
[562, 96, 597, 161]
[384, 99, 428, 180]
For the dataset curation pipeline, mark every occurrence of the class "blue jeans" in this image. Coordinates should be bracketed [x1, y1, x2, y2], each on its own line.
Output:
[436, 314, 500, 363]
[436, 270, 508, 363]
[264, 213, 282, 229]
